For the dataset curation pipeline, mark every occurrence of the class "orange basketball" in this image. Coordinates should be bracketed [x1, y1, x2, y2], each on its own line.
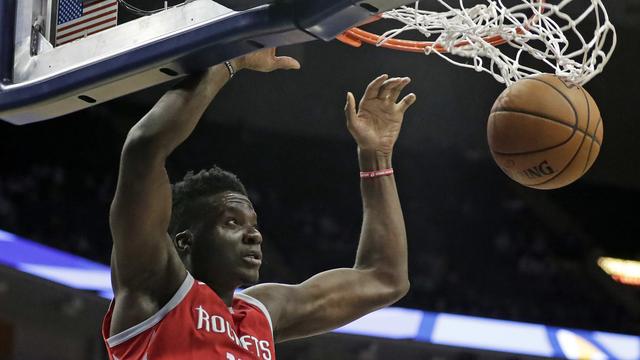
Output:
[487, 74, 603, 190]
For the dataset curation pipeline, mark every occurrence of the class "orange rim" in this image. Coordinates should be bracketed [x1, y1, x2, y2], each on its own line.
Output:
[339, 1, 544, 53]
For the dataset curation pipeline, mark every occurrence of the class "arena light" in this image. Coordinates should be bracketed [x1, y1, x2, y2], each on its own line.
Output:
[430, 313, 553, 357]
[597, 256, 640, 286]
[334, 307, 424, 339]
[1, 229, 640, 359]
[0, 229, 20, 242]
[0, 230, 111, 294]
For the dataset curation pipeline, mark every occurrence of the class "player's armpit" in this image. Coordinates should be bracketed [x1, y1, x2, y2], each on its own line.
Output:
[243, 267, 408, 343]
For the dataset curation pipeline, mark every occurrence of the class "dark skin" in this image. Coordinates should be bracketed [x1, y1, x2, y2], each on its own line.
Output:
[108, 48, 416, 344]
[175, 192, 263, 294]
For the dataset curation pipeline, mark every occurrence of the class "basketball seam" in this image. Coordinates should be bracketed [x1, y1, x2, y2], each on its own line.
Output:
[593, 117, 603, 146]
[490, 110, 602, 153]
[502, 130, 587, 187]
[582, 88, 603, 174]
[527, 77, 578, 125]
[490, 76, 578, 159]
[584, 138, 597, 174]
[529, 82, 592, 187]
[490, 110, 575, 155]
[491, 108, 574, 129]
[491, 108, 602, 147]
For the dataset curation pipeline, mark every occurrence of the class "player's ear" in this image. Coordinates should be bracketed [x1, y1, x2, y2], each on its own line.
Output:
[174, 230, 194, 253]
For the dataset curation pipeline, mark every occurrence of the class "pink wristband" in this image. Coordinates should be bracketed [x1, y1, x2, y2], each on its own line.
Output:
[360, 168, 394, 178]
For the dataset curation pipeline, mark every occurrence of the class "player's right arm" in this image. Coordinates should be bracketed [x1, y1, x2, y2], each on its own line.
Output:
[108, 64, 238, 335]
[108, 49, 300, 336]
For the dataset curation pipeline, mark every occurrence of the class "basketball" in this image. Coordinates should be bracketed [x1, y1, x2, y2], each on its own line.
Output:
[487, 74, 603, 190]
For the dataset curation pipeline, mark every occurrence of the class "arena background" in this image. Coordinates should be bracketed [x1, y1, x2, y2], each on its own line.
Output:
[1, 0, 640, 359]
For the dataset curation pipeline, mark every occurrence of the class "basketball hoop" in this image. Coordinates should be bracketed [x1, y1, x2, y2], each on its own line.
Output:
[338, 0, 616, 86]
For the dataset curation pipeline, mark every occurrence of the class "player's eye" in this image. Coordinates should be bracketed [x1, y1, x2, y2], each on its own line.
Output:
[225, 218, 238, 226]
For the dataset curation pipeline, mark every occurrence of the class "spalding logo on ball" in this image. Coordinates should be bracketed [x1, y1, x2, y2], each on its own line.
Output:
[487, 73, 603, 190]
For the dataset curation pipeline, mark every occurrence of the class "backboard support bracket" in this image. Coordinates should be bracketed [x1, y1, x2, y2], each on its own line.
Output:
[30, 16, 44, 56]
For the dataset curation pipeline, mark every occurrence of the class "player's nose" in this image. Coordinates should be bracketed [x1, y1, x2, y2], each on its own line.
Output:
[243, 227, 262, 245]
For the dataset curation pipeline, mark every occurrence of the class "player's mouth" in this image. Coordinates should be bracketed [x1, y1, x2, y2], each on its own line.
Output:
[242, 250, 262, 266]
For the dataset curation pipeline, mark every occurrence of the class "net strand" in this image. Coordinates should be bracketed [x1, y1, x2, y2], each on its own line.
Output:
[358, 0, 616, 86]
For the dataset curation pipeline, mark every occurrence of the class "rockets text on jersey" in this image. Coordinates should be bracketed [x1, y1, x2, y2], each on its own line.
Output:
[102, 273, 275, 360]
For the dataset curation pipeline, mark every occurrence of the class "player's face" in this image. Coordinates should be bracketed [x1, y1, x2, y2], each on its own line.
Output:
[191, 191, 263, 288]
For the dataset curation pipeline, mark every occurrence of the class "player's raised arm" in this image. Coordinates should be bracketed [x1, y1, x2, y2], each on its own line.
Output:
[244, 75, 416, 342]
[108, 49, 300, 336]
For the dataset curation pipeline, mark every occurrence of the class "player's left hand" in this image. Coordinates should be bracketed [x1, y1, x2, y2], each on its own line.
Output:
[345, 75, 417, 156]
[233, 48, 301, 73]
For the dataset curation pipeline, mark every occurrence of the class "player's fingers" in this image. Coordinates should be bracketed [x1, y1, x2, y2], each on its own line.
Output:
[389, 77, 411, 102]
[398, 93, 417, 112]
[275, 56, 301, 70]
[345, 92, 358, 125]
[378, 78, 405, 100]
[364, 74, 389, 99]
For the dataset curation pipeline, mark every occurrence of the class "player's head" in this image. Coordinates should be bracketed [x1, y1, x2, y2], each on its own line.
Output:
[169, 166, 263, 288]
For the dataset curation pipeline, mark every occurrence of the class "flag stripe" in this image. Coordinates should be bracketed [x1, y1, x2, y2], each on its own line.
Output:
[81, 2, 116, 15]
[57, 8, 117, 36]
[57, 13, 117, 40]
[57, 17, 117, 45]
[58, 20, 117, 45]
[55, 0, 117, 46]
[83, 0, 105, 6]
[58, 2, 117, 31]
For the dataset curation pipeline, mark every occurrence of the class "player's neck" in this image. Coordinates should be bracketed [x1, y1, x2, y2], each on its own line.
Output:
[218, 291, 235, 307]
[206, 282, 237, 307]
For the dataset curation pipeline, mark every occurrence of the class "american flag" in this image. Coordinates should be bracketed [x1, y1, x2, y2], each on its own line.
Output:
[55, 0, 118, 46]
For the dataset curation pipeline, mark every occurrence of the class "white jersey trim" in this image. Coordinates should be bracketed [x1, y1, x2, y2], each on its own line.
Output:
[106, 273, 194, 347]
[235, 292, 274, 334]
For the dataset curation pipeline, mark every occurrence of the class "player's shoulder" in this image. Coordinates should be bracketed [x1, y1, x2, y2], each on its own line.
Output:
[241, 283, 293, 324]
[234, 291, 274, 330]
[234, 290, 270, 311]
[242, 282, 292, 305]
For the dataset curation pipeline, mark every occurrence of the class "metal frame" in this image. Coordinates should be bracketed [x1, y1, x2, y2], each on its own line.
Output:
[45, 0, 58, 41]
[0, 0, 17, 85]
[0, 0, 414, 125]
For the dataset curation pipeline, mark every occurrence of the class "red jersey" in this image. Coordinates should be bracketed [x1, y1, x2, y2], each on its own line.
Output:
[102, 273, 275, 360]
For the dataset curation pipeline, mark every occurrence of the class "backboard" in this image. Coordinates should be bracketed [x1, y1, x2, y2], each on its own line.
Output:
[0, 0, 415, 125]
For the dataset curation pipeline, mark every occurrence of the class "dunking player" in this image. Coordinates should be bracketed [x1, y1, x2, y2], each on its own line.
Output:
[102, 48, 416, 359]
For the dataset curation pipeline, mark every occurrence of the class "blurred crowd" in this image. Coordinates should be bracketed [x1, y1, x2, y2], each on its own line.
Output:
[0, 120, 636, 336]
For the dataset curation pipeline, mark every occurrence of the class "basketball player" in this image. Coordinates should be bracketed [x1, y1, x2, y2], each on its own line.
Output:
[102, 48, 416, 359]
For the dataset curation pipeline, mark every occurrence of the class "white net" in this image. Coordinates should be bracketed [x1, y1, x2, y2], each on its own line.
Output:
[373, 0, 616, 86]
